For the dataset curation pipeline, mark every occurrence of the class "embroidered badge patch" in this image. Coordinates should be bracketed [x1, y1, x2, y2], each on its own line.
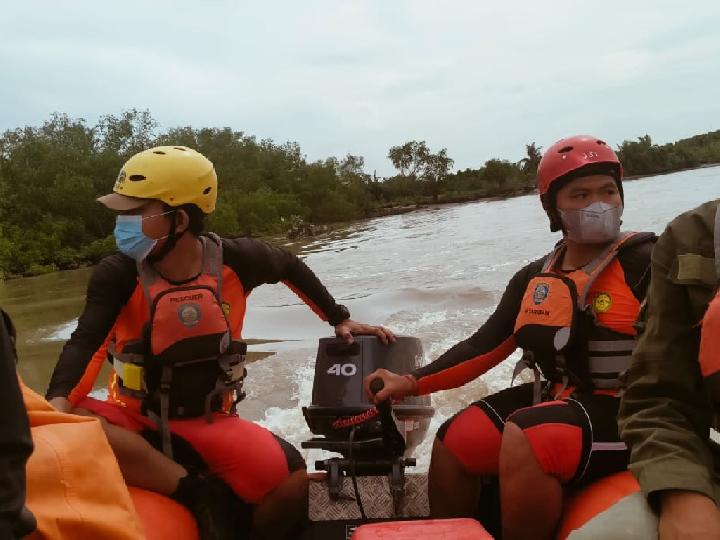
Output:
[178, 303, 201, 327]
[533, 283, 550, 305]
[593, 292, 612, 313]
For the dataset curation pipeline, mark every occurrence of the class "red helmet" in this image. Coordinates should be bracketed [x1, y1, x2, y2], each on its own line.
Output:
[537, 135, 622, 195]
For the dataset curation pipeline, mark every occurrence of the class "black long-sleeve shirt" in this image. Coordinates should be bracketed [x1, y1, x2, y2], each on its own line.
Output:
[47, 236, 349, 400]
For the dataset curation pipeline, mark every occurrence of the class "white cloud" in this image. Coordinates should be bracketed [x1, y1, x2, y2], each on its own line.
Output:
[1, 0, 718, 175]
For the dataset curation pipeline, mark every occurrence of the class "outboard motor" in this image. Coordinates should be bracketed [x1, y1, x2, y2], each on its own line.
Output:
[302, 335, 434, 513]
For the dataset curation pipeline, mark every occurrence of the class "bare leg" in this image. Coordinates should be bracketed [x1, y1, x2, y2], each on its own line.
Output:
[500, 422, 563, 540]
[251, 470, 308, 540]
[428, 437, 482, 518]
[74, 408, 186, 495]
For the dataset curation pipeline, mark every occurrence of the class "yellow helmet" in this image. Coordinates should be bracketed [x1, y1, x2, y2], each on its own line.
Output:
[97, 146, 217, 214]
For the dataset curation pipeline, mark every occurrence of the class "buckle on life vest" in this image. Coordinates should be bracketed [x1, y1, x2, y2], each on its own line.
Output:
[122, 362, 144, 391]
[112, 358, 148, 400]
[512, 350, 546, 405]
[203, 351, 247, 423]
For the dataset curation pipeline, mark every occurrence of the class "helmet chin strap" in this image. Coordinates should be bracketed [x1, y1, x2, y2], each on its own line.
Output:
[148, 210, 184, 264]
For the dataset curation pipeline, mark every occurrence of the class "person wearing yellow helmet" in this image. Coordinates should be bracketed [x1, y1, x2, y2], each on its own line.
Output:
[101, 145, 218, 263]
[45, 146, 394, 540]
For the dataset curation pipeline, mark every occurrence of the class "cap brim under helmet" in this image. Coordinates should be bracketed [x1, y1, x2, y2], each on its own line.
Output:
[96, 193, 151, 211]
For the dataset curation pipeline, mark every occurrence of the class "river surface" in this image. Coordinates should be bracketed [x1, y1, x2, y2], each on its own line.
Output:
[3, 166, 719, 470]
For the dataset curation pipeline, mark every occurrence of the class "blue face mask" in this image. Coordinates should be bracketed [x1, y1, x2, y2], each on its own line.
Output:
[114, 215, 158, 261]
[114, 210, 175, 262]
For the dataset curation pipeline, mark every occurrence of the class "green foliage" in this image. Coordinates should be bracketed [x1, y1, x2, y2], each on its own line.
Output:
[82, 235, 117, 264]
[232, 188, 306, 235]
[518, 143, 542, 175]
[387, 141, 454, 202]
[446, 158, 533, 198]
[0, 109, 718, 278]
[617, 131, 720, 176]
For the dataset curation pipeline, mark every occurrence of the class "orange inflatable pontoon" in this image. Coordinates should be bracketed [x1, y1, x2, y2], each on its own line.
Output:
[349, 471, 641, 540]
[22, 380, 199, 540]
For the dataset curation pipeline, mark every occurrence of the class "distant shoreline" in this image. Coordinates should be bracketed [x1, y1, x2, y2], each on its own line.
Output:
[4, 163, 719, 280]
[364, 163, 720, 222]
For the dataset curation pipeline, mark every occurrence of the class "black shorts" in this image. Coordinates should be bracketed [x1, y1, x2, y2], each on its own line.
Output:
[437, 382, 628, 485]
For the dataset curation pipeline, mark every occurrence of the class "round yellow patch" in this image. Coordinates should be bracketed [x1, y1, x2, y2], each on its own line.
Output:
[222, 301, 232, 317]
[593, 292, 612, 313]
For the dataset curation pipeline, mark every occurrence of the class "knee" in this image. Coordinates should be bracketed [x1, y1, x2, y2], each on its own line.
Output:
[430, 436, 461, 471]
[75, 413, 140, 463]
[262, 469, 307, 501]
[434, 403, 504, 476]
[100, 423, 151, 462]
[499, 422, 535, 473]
[73, 408, 112, 432]
[503, 411, 584, 484]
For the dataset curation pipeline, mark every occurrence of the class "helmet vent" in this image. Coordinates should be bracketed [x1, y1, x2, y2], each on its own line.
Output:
[174, 147, 186, 151]
[558, 146, 574, 153]
[203, 187, 212, 195]
[596, 140, 607, 146]
[153, 150, 166, 155]
[129, 175, 146, 182]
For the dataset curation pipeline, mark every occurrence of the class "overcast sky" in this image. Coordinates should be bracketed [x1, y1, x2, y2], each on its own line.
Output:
[1, 1, 718, 175]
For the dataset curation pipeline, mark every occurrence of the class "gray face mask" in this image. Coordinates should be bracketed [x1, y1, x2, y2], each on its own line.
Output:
[558, 201, 623, 244]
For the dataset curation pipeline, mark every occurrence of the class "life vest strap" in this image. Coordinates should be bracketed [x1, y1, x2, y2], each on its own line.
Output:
[553, 373, 570, 400]
[587, 338, 635, 390]
[589, 355, 633, 374]
[137, 233, 224, 308]
[511, 351, 546, 405]
[152, 366, 174, 459]
[590, 378, 622, 390]
[587, 339, 636, 353]
[541, 232, 640, 308]
[202, 352, 247, 423]
[205, 233, 224, 299]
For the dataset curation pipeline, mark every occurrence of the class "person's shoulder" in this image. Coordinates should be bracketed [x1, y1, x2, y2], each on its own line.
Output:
[218, 235, 277, 263]
[94, 252, 136, 278]
[219, 235, 265, 254]
[88, 253, 137, 295]
[663, 199, 718, 252]
[510, 255, 546, 283]
[618, 231, 657, 261]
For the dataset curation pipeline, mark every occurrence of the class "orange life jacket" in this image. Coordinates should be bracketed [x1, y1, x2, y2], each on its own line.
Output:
[699, 294, 720, 402]
[699, 203, 720, 402]
[513, 232, 652, 400]
[107, 234, 247, 457]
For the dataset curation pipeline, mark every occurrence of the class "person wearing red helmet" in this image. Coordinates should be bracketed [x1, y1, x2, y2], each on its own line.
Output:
[364, 135, 656, 539]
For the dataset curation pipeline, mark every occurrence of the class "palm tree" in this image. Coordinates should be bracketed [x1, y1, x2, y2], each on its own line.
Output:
[518, 142, 542, 174]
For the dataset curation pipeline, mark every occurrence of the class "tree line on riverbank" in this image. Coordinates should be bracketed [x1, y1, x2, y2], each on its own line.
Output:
[0, 110, 718, 277]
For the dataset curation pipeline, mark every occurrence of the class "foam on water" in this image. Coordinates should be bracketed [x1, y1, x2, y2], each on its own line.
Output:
[11, 166, 719, 472]
[244, 292, 525, 471]
[37, 319, 78, 342]
[239, 168, 720, 471]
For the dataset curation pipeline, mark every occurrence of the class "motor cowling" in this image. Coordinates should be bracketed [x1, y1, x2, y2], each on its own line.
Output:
[303, 335, 434, 457]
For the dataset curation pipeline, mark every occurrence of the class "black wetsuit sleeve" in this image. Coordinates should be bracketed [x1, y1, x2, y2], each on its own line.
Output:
[222, 237, 350, 326]
[46, 255, 137, 400]
[411, 260, 543, 395]
[0, 309, 36, 539]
